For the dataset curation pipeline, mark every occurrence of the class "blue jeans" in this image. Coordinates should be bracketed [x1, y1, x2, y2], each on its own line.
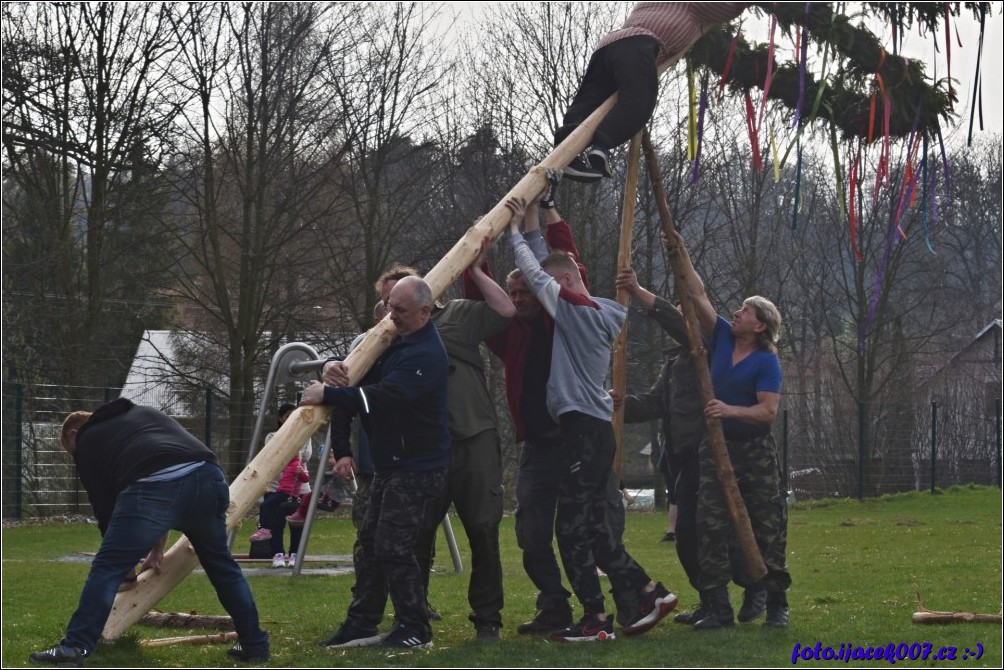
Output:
[63, 462, 268, 653]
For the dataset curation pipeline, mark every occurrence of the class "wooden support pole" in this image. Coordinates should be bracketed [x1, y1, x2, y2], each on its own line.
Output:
[139, 632, 238, 648]
[641, 131, 767, 583]
[611, 132, 642, 478]
[100, 19, 729, 642]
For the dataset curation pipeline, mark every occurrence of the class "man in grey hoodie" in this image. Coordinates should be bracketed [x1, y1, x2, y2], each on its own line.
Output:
[505, 197, 678, 643]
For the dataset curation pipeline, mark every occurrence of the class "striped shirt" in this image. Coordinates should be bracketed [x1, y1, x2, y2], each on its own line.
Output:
[596, 2, 746, 63]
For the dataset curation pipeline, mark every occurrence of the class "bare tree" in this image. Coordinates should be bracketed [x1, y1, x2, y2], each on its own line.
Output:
[163, 2, 359, 471]
[3, 2, 184, 389]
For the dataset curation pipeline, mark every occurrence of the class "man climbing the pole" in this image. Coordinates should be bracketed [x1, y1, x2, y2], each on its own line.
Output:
[505, 195, 678, 642]
[558, 2, 746, 182]
[30, 400, 270, 667]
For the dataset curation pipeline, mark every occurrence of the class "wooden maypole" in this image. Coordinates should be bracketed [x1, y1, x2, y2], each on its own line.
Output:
[611, 133, 643, 478]
[641, 131, 767, 582]
[101, 18, 731, 642]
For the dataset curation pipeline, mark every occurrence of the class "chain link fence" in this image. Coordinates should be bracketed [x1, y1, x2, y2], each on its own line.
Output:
[3, 382, 1000, 520]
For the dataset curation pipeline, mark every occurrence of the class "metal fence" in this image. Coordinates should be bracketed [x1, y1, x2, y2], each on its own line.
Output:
[3, 383, 1001, 520]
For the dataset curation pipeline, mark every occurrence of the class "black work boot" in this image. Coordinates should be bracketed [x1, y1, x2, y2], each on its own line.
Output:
[693, 587, 735, 630]
[765, 591, 789, 628]
[737, 584, 768, 622]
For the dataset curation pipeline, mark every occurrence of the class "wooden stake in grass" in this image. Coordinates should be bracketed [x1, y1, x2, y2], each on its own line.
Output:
[641, 130, 767, 583]
[139, 632, 238, 648]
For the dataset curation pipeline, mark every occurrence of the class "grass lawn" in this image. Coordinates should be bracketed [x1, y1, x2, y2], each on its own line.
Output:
[2, 485, 1001, 667]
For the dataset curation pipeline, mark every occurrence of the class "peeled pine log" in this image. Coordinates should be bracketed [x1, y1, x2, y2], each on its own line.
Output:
[139, 632, 238, 648]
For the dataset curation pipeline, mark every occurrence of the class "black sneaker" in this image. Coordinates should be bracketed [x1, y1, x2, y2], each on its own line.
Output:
[549, 613, 615, 642]
[226, 641, 270, 663]
[660, 531, 676, 542]
[320, 622, 387, 648]
[564, 154, 603, 183]
[587, 147, 612, 178]
[673, 604, 708, 625]
[381, 623, 432, 649]
[28, 644, 86, 667]
[516, 603, 573, 635]
[737, 585, 768, 622]
[621, 582, 678, 636]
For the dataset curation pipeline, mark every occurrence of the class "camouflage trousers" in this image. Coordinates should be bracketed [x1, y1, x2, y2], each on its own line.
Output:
[696, 434, 791, 593]
[350, 472, 374, 575]
[555, 412, 651, 615]
[345, 467, 447, 636]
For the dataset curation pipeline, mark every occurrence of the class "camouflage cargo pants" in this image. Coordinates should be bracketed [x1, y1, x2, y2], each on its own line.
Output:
[696, 434, 791, 593]
[345, 467, 447, 636]
[555, 412, 651, 615]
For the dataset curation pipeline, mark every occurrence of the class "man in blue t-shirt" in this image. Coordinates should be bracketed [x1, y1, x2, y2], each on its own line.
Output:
[668, 229, 791, 631]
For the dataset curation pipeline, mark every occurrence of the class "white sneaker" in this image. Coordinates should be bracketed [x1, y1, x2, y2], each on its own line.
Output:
[272, 552, 286, 568]
[288, 553, 297, 567]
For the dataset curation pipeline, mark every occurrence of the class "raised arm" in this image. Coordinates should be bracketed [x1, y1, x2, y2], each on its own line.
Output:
[666, 229, 716, 336]
[469, 236, 516, 318]
[615, 267, 656, 310]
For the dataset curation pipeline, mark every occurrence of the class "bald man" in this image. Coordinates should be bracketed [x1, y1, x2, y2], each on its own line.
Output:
[302, 276, 450, 650]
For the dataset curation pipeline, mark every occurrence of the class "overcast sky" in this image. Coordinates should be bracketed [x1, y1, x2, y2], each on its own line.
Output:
[447, 2, 1002, 142]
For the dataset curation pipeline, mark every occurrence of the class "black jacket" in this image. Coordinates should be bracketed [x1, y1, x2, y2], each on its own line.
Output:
[324, 319, 450, 473]
[74, 398, 217, 533]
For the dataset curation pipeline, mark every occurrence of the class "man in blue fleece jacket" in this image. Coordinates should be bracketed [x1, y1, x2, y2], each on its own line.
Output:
[301, 275, 449, 650]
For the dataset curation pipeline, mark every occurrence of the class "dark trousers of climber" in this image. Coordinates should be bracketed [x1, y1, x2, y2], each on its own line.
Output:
[554, 35, 660, 150]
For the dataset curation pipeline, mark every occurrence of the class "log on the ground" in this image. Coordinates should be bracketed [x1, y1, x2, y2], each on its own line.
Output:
[913, 594, 1002, 624]
[139, 611, 235, 630]
[912, 610, 1002, 624]
[139, 632, 238, 648]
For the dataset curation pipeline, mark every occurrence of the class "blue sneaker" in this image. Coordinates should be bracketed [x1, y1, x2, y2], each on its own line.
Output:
[28, 644, 87, 667]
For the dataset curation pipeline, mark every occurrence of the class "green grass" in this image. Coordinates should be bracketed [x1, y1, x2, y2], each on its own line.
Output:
[3, 485, 1001, 667]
